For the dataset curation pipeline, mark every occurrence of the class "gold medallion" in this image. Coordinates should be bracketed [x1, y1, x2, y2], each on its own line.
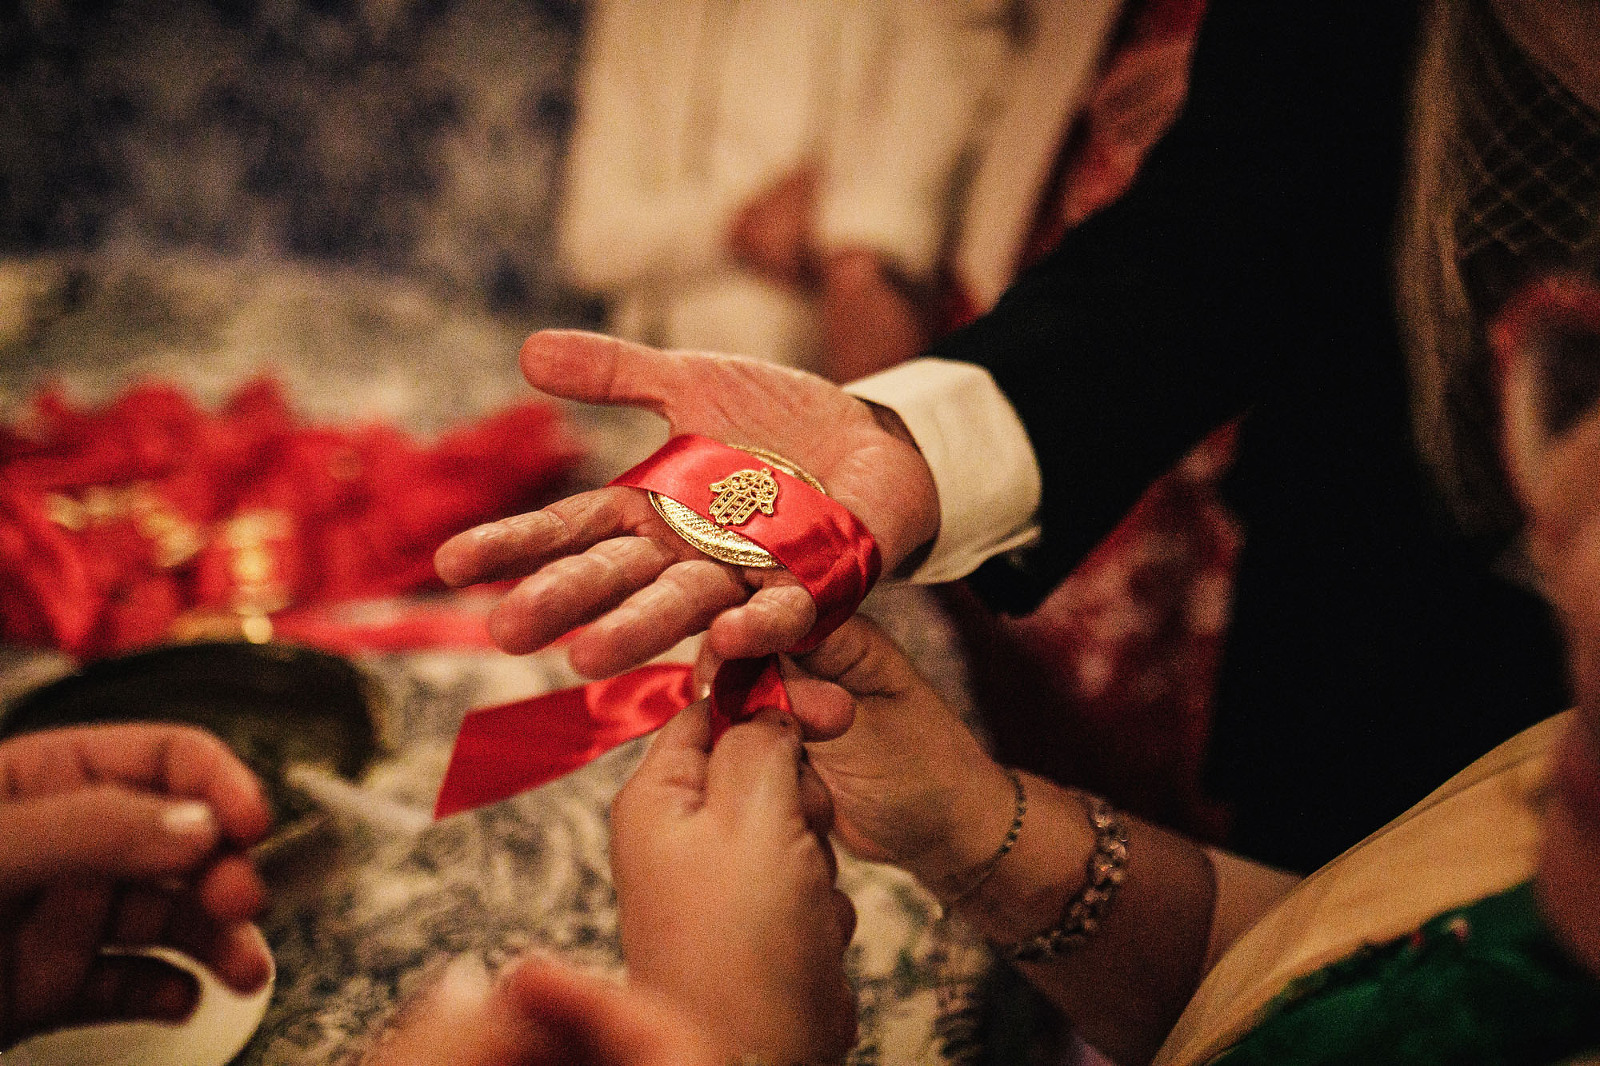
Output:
[649, 446, 825, 568]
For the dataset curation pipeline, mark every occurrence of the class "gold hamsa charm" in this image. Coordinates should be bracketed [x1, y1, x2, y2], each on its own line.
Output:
[649, 446, 826, 568]
[707, 468, 779, 526]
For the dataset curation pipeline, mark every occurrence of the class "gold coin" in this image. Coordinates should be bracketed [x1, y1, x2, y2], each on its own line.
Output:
[649, 447, 825, 569]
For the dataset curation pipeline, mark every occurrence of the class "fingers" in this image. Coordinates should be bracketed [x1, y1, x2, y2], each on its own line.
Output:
[704, 583, 818, 664]
[6, 881, 268, 1041]
[794, 616, 919, 699]
[497, 955, 721, 1066]
[776, 674, 855, 741]
[365, 954, 561, 1066]
[371, 951, 719, 1066]
[566, 560, 752, 678]
[10, 879, 113, 1032]
[0, 788, 224, 896]
[797, 759, 835, 841]
[0, 724, 271, 850]
[691, 640, 723, 697]
[175, 920, 273, 995]
[77, 953, 201, 1027]
[150, 731, 273, 849]
[614, 702, 714, 832]
[489, 537, 688, 656]
[703, 710, 803, 825]
[110, 884, 178, 945]
[519, 330, 689, 412]
[193, 852, 267, 924]
[437, 488, 657, 590]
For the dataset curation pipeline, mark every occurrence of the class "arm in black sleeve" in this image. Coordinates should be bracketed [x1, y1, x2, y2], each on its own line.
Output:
[928, 1, 1422, 612]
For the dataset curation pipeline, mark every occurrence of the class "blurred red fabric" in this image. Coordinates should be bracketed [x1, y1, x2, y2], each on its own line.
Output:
[0, 377, 580, 659]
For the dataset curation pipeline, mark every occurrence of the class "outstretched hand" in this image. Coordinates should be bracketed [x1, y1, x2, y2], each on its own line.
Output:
[435, 331, 939, 681]
[0, 723, 273, 1047]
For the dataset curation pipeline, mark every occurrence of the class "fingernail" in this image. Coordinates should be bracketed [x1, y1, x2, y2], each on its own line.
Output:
[162, 802, 218, 839]
[233, 923, 274, 991]
[437, 954, 492, 1007]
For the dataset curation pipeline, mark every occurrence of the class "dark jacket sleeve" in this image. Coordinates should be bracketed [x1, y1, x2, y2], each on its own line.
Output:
[927, 1, 1423, 612]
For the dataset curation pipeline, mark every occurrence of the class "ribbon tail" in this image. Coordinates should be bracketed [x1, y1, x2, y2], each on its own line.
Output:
[433, 663, 697, 818]
[433, 654, 798, 819]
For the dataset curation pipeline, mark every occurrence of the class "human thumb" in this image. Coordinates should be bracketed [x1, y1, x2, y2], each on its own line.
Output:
[497, 955, 723, 1066]
[520, 330, 688, 411]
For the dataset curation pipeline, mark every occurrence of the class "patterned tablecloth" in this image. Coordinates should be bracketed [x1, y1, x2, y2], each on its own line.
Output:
[0, 255, 1001, 1066]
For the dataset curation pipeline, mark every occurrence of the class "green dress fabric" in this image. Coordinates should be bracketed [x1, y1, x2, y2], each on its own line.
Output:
[1210, 881, 1600, 1066]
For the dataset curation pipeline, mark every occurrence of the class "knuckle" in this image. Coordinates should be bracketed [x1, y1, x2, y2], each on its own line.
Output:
[534, 504, 582, 546]
[555, 551, 618, 589]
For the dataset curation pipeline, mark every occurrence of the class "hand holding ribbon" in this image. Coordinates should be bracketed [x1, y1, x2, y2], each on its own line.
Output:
[433, 331, 939, 680]
[434, 432, 876, 817]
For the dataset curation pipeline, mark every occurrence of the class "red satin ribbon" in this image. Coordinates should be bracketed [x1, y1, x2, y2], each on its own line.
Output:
[611, 434, 880, 650]
[432, 657, 793, 818]
[0, 378, 580, 659]
[434, 435, 877, 819]
[434, 664, 695, 817]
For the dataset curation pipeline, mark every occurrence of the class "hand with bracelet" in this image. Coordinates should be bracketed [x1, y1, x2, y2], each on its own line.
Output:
[790, 618, 1298, 1066]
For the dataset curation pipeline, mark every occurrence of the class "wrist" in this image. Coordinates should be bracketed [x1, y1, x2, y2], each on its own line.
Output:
[903, 756, 1019, 899]
[856, 399, 939, 574]
[946, 774, 1100, 945]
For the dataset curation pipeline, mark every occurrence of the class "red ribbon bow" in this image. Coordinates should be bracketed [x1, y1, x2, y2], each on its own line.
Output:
[434, 435, 880, 818]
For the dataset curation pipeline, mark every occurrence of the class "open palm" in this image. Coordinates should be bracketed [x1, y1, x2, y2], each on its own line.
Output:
[435, 330, 938, 679]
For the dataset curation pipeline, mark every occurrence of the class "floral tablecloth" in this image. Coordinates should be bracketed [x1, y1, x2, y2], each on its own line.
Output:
[0, 255, 999, 1065]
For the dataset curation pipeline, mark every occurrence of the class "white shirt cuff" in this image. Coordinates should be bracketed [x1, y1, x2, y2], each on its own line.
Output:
[844, 358, 1041, 584]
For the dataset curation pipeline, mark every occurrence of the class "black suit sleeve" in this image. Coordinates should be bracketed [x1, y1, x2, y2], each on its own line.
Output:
[927, 1, 1423, 612]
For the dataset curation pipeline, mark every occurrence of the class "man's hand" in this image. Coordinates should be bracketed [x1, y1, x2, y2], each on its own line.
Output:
[611, 702, 858, 1064]
[435, 330, 939, 680]
[0, 723, 273, 1047]
[819, 248, 931, 383]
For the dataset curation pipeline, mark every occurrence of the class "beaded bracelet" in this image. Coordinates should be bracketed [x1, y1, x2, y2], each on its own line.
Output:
[1001, 795, 1128, 962]
[937, 768, 1026, 918]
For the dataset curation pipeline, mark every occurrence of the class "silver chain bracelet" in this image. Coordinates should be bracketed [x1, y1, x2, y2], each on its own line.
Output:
[1001, 795, 1128, 963]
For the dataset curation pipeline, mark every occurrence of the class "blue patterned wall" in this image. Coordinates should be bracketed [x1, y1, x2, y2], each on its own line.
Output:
[0, 0, 598, 317]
